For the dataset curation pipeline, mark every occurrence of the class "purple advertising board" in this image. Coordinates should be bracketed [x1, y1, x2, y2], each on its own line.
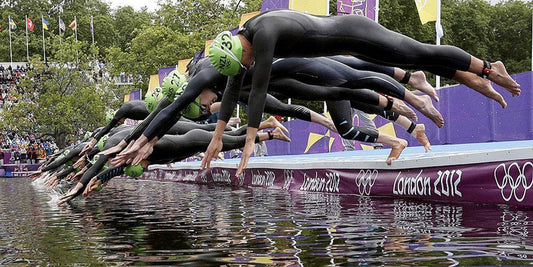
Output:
[158, 66, 177, 87]
[141, 157, 533, 207]
[260, 0, 289, 12]
[264, 72, 533, 155]
[337, 0, 377, 20]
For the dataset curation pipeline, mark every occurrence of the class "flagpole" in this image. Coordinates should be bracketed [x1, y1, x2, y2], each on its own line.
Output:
[91, 15, 96, 61]
[91, 15, 95, 45]
[25, 15, 30, 62]
[42, 15, 47, 63]
[435, 0, 442, 89]
[75, 16, 79, 64]
[375, 0, 380, 22]
[8, 16, 13, 68]
[58, 16, 62, 45]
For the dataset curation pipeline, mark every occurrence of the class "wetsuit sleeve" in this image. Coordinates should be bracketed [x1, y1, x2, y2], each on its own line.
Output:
[142, 69, 222, 140]
[123, 98, 172, 143]
[246, 32, 277, 128]
[41, 144, 85, 172]
[217, 71, 247, 123]
[79, 155, 110, 187]
[93, 118, 119, 141]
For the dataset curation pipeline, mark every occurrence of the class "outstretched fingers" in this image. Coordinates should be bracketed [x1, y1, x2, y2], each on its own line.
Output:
[201, 138, 223, 170]
[236, 142, 255, 177]
[58, 183, 84, 206]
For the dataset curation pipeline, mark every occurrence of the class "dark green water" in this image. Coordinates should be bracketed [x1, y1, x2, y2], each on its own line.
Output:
[1, 177, 533, 265]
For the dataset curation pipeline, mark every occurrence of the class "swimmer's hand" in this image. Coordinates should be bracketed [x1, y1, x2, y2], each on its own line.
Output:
[111, 136, 148, 166]
[201, 137, 223, 170]
[236, 128, 258, 177]
[100, 140, 128, 156]
[110, 140, 136, 166]
[84, 177, 102, 197]
[202, 121, 227, 170]
[130, 138, 156, 166]
[80, 138, 97, 155]
[72, 157, 86, 169]
[58, 183, 84, 206]
[29, 170, 43, 179]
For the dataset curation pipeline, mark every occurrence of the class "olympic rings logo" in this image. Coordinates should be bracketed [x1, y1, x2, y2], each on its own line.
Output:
[494, 162, 533, 202]
[354, 169, 378, 196]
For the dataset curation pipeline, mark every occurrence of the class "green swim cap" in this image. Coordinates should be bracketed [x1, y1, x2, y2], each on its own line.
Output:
[84, 131, 92, 141]
[208, 31, 243, 76]
[105, 109, 115, 124]
[124, 164, 144, 178]
[97, 134, 109, 151]
[144, 87, 165, 113]
[162, 70, 187, 100]
[182, 97, 202, 119]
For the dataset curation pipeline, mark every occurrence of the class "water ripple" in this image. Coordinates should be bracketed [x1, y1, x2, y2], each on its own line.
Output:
[0, 178, 531, 265]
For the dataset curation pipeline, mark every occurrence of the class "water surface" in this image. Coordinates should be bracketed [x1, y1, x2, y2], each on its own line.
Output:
[1, 178, 533, 265]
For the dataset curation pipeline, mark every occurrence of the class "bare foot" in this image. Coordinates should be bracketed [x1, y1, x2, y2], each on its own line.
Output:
[488, 61, 520, 96]
[262, 116, 288, 133]
[473, 79, 507, 109]
[410, 71, 439, 102]
[454, 70, 507, 108]
[391, 99, 418, 121]
[272, 127, 291, 142]
[413, 95, 444, 128]
[411, 124, 431, 152]
[386, 138, 408, 165]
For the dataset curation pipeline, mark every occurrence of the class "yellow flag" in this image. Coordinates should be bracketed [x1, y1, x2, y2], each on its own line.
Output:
[148, 74, 160, 93]
[414, 0, 437, 24]
[289, 0, 329, 16]
[240, 11, 260, 28]
[177, 58, 192, 74]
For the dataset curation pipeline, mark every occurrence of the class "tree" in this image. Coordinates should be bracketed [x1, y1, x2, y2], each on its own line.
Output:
[0, 36, 127, 148]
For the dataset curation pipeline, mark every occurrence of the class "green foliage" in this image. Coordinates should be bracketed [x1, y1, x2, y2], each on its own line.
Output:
[0, 36, 124, 147]
[0, 0, 531, 142]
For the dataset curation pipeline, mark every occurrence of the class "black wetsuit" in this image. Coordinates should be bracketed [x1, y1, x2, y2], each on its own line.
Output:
[132, 58, 319, 141]
[41, 142, 87, 172]
[77, 125, 257, 191]
[220, 9, 472, 129]
[93, 100, 150, 142]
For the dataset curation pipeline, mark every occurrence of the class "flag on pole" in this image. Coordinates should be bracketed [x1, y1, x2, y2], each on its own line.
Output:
[26, 18, 34, 32]
[69, 19, 76, 30]
[59, 18, 65, 32]
[42, 17, 50, 30]
[414, 0, 437, 24]
[9, 17, 17, 30]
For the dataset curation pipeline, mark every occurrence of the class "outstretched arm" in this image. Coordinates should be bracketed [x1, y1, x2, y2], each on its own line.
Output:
[202, 71, 247, 170]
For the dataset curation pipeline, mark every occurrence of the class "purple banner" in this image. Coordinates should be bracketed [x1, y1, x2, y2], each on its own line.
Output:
[264, 72, 532, 155]
[266, 119, 345, 156]
[391, 71, 533, 147]
[261, 0, 289, 12]
[337, 0, 376, 20]
[141, 158, 533, 207]
[158, 66, 177, 87]
[129, 90, 141, 101]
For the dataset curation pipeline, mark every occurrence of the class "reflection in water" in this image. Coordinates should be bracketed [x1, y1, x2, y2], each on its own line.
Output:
[1, 178, 533, 265]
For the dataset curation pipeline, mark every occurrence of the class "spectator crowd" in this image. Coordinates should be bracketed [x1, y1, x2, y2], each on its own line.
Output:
[0, 63, 58, 165]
